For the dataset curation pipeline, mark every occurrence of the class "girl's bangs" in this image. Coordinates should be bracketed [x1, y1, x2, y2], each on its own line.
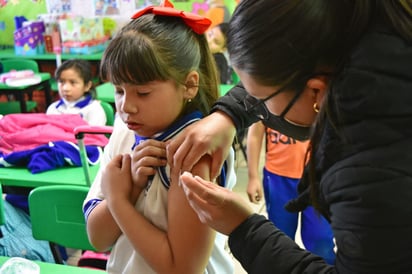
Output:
[102, 33, 167, 85]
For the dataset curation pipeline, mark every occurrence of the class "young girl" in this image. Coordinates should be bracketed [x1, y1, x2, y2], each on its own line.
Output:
[83, 1, 236, 273]
[246, 122, 335, 264]
[46, 59, 106, 126]
[207, 22, 232, 84]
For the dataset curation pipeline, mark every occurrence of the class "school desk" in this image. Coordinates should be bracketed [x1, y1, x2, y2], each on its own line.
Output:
[0, 164, 99, 190]
[0, 72, 52, 112]
[0, 256, 105, 273]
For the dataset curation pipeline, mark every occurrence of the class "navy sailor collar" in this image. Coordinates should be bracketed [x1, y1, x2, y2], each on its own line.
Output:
[132, 111, 203, 149]
[56, 94, 93, 108]
[132, 111, 203, 189]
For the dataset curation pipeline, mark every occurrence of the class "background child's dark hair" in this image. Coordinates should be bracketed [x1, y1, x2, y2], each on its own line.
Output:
[55, 59, 97, 98]
[100, 14, 220, 116]
[217, 22, 229, 47]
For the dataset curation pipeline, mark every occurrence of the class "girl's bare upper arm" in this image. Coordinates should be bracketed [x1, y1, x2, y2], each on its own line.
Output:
[167, 154, 216, 273]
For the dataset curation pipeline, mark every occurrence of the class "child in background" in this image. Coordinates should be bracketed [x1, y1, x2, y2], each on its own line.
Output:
[246, 122, 335, 264]
[83, 1, 236, 273]
[46, 59, 106, 126]
[207, 22, 232, 84]
[6, 59, 107, 213]
[205, 0, 231, 30]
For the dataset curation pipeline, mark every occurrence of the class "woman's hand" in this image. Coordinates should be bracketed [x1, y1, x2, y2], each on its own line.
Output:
[179, 171, 254, 235]
[131, 139, 167, 188]
[167, 111, 236, 183]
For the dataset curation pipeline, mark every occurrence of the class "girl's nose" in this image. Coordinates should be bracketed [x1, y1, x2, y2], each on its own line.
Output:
[60, 82, 70, 91]
[120, 95, 138, 114]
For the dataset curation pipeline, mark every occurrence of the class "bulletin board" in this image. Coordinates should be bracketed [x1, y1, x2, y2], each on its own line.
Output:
[0, 0, 238, 47]
[0, 0, 48, 47]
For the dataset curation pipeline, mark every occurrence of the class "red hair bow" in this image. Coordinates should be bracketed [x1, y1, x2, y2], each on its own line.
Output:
[131, 0, 211, 34]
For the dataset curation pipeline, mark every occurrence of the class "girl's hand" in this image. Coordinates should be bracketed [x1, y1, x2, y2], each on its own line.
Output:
[101, 154, 134, 204]
[179, 171, 253, 235]
[131, 139, 167, 188]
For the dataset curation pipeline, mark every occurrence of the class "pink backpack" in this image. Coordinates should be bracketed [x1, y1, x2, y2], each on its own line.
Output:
[77, 251, 110, 270]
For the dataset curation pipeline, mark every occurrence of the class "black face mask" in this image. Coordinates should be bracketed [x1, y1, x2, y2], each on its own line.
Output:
[243, 86, 311, 141]
[261, 113, 311, 141]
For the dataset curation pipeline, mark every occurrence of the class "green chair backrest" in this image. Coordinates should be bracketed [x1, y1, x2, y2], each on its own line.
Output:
[219, 84, 234, 97]
[0, 101, 37, 114]
[232, 71, 240, 85]
[96, 82, 115, 103]
[28, 185, 95, 252]
[99, 100, 114, 126]
[0, 59, 39, 73]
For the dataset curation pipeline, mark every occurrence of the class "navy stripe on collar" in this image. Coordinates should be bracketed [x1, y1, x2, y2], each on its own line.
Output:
[55, 94, 93, 108]
[132, 111, 203, 149]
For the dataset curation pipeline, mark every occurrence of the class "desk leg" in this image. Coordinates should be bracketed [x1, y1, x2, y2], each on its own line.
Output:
[15, 92, 27, 113]
[44, 81, 53, 108]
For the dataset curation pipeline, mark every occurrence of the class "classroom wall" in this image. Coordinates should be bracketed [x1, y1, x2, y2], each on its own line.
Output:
[0, 0, 238, 47]
[0, 0, 47, 48]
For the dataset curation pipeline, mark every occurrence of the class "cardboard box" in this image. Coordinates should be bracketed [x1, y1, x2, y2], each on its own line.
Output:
[14, 21, 45, 40]
[15, 43, 45, 55]
[15, 32, 45, 55]
[14, 21, 46, 55]
[59, 16, 105, 43]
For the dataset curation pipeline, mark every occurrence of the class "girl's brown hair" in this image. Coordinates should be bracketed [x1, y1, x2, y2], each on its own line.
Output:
[100, 14, 220, 117]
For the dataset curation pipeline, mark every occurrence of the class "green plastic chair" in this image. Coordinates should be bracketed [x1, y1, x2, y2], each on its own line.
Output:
[0, 101, 37, 114]
[0, 59, 40, 112]
[99, 100, 114, 126]
[29, 185, 96, 264]
[232, 71, 240, 84]
[0, 59, 39, 73]
[96, 82, 115, 103]
[219, 84, 234, 97]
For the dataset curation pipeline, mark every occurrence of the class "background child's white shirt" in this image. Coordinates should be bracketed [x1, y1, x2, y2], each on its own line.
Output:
[85, 116, 236, 274]
[46, 99, 106, 126]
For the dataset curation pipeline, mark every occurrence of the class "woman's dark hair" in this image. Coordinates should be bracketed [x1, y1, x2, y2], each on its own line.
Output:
[100, 14, 220, 116]
[229, 0, 371, 88]
[55, 59, 96, 98]
[228, 0, 412, 210]
[228, 0, 412, 93]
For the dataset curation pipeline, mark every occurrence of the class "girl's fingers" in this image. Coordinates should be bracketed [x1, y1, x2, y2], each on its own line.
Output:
[168, 137, 196, 180]
[107, 154, 124, 168]
[121, 153, 131, 170]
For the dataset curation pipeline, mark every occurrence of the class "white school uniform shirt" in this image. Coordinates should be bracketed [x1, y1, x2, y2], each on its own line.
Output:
[46, 95, 107, 126]
[84, 113, 236, 274]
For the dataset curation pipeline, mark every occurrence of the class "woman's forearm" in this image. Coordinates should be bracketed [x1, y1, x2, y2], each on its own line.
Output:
[229, 214, 333, 274]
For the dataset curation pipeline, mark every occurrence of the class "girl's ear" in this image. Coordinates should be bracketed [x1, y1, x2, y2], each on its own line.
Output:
[85, 80, 93, 93]
[184, 71, 199, 99]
